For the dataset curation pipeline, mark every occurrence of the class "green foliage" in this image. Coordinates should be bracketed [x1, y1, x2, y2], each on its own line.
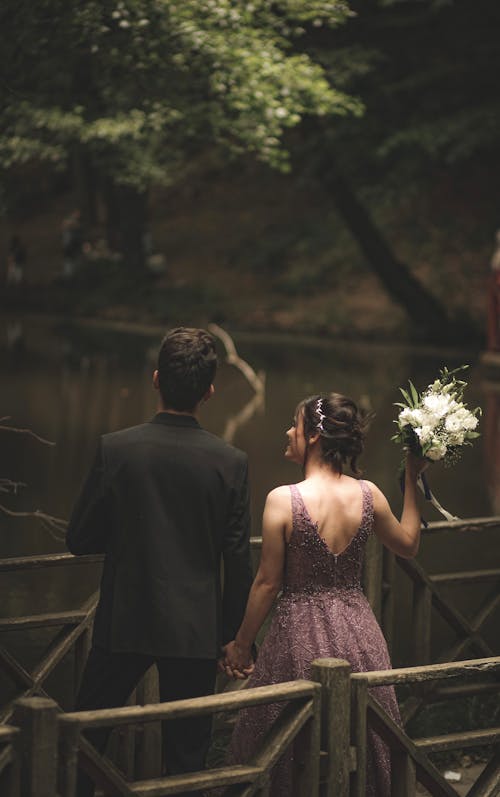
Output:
[0, 0, 361, 187]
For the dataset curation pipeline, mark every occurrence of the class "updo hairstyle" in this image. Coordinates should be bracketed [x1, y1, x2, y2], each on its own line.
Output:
[298, 393, 369, 475]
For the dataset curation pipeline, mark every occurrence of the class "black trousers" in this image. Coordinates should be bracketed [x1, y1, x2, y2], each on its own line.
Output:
[75, 646, 217, 797]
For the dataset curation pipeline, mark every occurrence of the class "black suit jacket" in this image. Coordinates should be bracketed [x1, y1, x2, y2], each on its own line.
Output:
[66, 412, 253, 659]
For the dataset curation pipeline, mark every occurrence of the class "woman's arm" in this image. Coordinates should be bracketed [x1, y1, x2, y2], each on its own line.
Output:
[222, 486, 288, 675]
[371, 453, 427, 558]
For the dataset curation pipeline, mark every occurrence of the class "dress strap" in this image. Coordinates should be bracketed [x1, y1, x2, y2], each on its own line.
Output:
[289, 484, 310, 531]
[358, 479, 375, 537]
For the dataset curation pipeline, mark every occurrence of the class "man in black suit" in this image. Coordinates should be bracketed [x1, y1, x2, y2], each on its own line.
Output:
[66, 327, 253, 795]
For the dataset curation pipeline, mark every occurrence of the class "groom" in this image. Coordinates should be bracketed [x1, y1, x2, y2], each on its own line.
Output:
[66, 327, 253, 795]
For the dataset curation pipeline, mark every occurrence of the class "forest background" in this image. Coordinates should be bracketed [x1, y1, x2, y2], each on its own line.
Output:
[1, 0, 499, 344]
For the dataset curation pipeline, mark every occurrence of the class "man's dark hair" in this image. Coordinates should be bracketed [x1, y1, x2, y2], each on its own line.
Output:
[157, 327, 217, 411]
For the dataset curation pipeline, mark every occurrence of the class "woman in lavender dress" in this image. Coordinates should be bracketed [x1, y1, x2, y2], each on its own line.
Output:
[221, 393, 426, 797]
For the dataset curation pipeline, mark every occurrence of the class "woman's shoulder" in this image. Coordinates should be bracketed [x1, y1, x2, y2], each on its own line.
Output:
[358, 479, 390, 510]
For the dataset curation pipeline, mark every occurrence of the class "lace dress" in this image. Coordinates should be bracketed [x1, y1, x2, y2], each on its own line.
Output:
[228, 480, 400, 797]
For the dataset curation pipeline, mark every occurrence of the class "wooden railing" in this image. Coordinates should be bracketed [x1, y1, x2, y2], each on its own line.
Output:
[1, 518, 500, 795]
[375, 516, 500, 667]
[0, 553, 100, 723]
[1, 656, 499, 797]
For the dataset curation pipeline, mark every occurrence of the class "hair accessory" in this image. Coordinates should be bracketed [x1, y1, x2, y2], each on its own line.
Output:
[316, 398, 326, 432]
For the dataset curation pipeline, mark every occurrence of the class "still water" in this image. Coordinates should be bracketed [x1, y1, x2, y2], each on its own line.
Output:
[1, 315, 499, 690]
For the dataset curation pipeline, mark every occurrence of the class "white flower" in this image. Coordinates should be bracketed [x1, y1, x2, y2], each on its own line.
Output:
[422, 392, 454, 418]
[427, 440, 447, 461]
[447, 430, 465, 446]
[414, 425, 434, 444]
[399, 407, 424, 428]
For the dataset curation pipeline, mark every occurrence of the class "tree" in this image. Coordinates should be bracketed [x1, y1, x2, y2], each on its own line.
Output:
[0, 0, 361, 268]
[291, 0, 500, 340]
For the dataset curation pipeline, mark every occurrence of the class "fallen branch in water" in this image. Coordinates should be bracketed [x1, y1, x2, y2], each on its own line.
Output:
[208, 324, 265, 396]
[0, 417, 56, 447]
[0, 478, 27, 495]
[0, 503, 67, 541]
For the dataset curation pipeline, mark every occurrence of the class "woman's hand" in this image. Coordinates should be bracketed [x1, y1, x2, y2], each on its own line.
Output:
[220, 640, 254, 679]
[405, 451, 429, 480]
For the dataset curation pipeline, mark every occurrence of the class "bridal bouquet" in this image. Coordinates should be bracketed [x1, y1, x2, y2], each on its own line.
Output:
[392, 366, 481, 520]
[393, 365, 480, 462]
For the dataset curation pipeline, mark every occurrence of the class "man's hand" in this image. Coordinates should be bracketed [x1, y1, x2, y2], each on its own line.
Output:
[219, 640, 254, 679]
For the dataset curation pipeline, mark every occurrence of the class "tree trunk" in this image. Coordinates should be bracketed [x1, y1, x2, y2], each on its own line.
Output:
[115, 184, 148, 270]
[319, 158, 448, 339]
[72, 146, 97, 230]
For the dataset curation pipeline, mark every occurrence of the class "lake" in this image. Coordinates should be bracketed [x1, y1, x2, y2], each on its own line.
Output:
[1, 315, 499, 699]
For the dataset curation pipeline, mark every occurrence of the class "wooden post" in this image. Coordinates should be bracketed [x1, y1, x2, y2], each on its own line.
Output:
[391, 748, 416, 796]
[363, 535, 383, 622]
[58, 722, 80, 797]
[73, 626, 91, 702]
[412, 582, 432, 665]
[311, 658, 351, 797]
[135, 666, 162, 779]
[381, 550, 395, 656]
[0, 727, 21, 797]
[294, 685, 321, 797]
[11, 698, 58, 797]
[350, 679, 368, 797]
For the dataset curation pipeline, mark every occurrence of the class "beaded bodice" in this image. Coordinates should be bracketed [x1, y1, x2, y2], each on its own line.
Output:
[283, 480, 374, 594]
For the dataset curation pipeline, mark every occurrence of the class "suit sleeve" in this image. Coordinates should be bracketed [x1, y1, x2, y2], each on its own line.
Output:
[222, 454, 253, 646]
[66, 439, 112, 555]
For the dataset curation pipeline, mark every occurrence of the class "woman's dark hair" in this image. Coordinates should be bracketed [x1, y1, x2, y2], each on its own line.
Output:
[297, 393, 370, 475]
[157, 327, 217, 411]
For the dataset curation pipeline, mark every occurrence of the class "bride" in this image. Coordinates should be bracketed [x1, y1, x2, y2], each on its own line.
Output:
[220, 392, 426, 797]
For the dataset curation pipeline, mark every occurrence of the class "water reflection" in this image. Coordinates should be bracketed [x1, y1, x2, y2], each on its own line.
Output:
[0, 316, 498, 677]
[0, 317, 495, 550]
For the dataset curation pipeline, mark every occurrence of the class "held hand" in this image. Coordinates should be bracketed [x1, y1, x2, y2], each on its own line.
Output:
[221, 640, 254, 679]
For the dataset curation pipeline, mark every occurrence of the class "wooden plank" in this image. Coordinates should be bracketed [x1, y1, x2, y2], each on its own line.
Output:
[132, 764, 262, 795]
[287, 688, 321, 797]
[421, 517, 500, 534]
[0, 612, 87, 632]
[414, 727, 500, 752]
[362, 535, 383, 621]
[251, 696, 316, 772]
[466, 747, 500, 797]
[412, 582, 432, 665]
[431, 569, 500, 584]
[350, 679, 367, 797]
[60, 681, 317, 728]
[135, 667, 161, 780]
[31, 593, 98, 684]
[398, 558, 494, 658]
[391, 748, 416, 797]
[311, 658, 351, 797]
[77, 736, 135, 797]
[0, 553, 103, 572]
[381, 550, 396, 654]
[365, 694, 459, 797]
[351, 656, 500, 687]
[0, 646, 34, 690]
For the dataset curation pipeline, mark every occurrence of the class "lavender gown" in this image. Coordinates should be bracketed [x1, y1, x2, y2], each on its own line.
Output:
[228, 480, 400, 796]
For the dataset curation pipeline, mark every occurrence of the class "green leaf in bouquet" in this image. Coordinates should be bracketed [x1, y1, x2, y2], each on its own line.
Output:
[399, 387, 413, 407]
[408, 380, 420, 407]
[465, 431, 481, 439]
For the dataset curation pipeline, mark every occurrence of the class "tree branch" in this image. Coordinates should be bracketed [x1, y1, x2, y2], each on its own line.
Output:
[208, 324, 266, 396]
[0, 418, 55, 446]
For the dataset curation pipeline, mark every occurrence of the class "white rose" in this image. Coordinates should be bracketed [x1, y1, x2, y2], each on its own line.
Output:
[399, 407, 424, 427]
[446, 430, 465, 446]
[415, 425, 433, 444]
[422, 393, 453, 418]
[426, 440, 447, 461]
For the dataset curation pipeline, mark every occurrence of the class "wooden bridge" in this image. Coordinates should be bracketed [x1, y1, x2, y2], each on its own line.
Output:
[0, 516, 499, 796]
